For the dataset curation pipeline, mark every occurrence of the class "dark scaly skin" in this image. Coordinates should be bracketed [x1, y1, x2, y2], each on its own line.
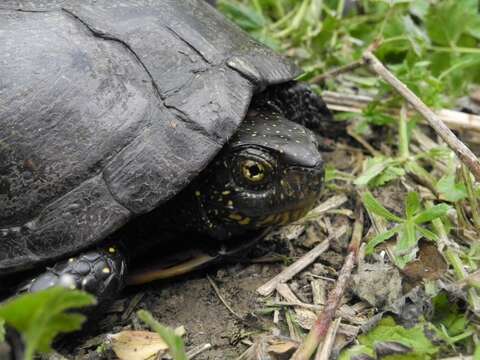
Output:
[17, 247, 125, 301]
[256, 81, 345, 139]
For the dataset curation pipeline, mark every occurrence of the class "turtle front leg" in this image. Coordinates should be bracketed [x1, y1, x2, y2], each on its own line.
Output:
[18, 247, 127, 305]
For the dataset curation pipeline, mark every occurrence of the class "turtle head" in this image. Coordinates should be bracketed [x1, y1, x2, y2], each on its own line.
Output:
[191, 107, 324, 240]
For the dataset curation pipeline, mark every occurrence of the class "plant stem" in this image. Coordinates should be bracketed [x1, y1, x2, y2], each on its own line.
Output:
[445, 249, 480, 314]
[398, 105, 409, 159]
[461, 165, 480, 231]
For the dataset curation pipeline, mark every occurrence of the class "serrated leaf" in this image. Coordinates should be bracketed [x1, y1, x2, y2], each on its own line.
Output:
[0, 288, 95, 360]
[436, 175, 467, 202]
[355, 157, 395, 187]
[405, 192, 421, 219]
[357, 317, 438, 359]
[362, 192, 404, 222]
[366, 225, 401, 254]
[338, 344, 375, 360]
[370, 165, 405, 188]
[416, 226, 439, 242]
[425, 0, 478, 46]
[396, 220, 417, 255]
[414, 204, 450, 224]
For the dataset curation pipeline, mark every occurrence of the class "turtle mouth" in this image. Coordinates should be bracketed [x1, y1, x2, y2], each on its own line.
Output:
[255, 200, 317, 227]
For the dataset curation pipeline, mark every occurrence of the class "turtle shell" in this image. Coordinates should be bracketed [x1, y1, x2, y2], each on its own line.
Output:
[0, 0, 300, 273]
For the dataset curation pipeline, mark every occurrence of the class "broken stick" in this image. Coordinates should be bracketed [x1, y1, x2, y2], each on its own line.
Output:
[256, 225, 347, 297]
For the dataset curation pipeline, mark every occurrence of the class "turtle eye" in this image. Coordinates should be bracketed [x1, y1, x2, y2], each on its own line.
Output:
[241, 160, 266, 183]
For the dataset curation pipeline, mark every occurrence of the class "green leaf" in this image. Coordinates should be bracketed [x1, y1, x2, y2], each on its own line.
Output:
[416, 225, 439, 242]
[432, 293, 474, 346]
[425, 0, 479, 46]
[0, 288, 95, 360]
[366, 225, 401, 254]
[218, 0, 267, 31]
[357, 317, 439, 359]
[436, 175, 468, 202]
[338, 344, 375, 360]
[370, 164, 405, 188]
[362, 192, 404, 222]
[137, 310, 187, 360]
[355, 157, 394, 187]
[405, 192, 421, 219]
[414, 204, 450, 224]
[396, 220, 418, 255]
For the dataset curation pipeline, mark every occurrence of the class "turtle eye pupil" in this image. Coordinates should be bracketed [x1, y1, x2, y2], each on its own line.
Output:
[242, 160, 265, 182]
[248, 164, 261, 177]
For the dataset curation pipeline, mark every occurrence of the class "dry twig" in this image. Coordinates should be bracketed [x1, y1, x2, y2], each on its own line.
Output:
[186, 343, 212, 359]
[206, 275, 243, 320]
[314, 317, 341, 360]
[257, 225, 347, 296]
[323, 91, 480, 132]
[311, 60, 364, 84]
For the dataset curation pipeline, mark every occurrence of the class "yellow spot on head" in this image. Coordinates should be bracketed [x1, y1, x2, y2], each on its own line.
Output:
[108, 247, 116, 254]
[68, 258, 74, 262]
[222, 190, 231, 195]
[195, 191, 201, 197]
[102, 267, 111, 274]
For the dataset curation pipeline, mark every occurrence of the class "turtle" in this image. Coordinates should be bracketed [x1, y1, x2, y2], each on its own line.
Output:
[0, 0, 338, 306]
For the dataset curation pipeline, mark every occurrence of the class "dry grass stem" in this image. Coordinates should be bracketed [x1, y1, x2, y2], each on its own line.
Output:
[323, 91, 480, 132]
[206, 275, 243, 320]
[257, 225, 347, 296]
[186, 343, 212, 359]
[311, 60, 364, 84]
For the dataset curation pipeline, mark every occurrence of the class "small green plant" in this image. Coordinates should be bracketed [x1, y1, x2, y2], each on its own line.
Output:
[137, 309, 187, 360]
[362, 191, 449, 267]
[431, 293, 475, 349]
[339, 316, 439, 360]
[0, 287, 95, 360]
